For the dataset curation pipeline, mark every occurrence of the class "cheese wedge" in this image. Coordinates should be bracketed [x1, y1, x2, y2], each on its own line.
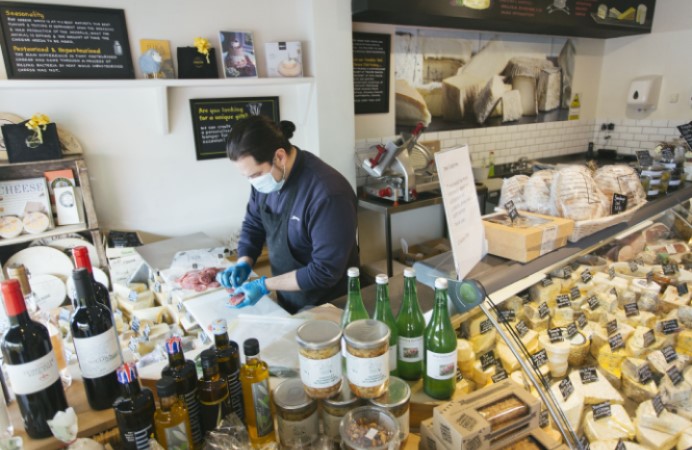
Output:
[677, 329, 692, 357]
[568, 368, 623, 405]
[583, 404, 635, 441]
[678, 306, 692, 329]
[530, 279, 561, 305]
[636, 399, 692, 435]
[635, 421, 678, 450]
[551, 306, 574, 328]
[395, 79, 432, 126]
[618, 7, 636, 20]
[626, 326, 660, 357]
[537, 67, 561, 112]
[501, 90, 522, 123]
[622, 371, 658, 403]
[648, 349, 689, 376]
[660, 378, 692, 406]
[415, 82, 444, 117]
[678, 432, 692, 450]
[456, 338, 474, 362]
[550, 376, 585, 433]
[473, 75, 510, 124]
[464, 314, 497, 354]
[597, 345, 627, 388]
[590, 441, 649, 450]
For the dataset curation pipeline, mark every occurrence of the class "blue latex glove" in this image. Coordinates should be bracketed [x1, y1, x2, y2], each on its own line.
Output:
[230, 277, 269, 308]
[216, 261, 252, 289]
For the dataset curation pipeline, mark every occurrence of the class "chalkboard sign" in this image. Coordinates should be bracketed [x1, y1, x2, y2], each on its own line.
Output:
[0, 2, 134, 79]
[352, 32, 390, 115]
[677, 122, 692, 149]
[611, 194, 628, 214]
[189, 97, 280, 161]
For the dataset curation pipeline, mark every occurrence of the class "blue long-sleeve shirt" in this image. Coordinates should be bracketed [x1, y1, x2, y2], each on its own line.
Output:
[237, 148, 358, 291]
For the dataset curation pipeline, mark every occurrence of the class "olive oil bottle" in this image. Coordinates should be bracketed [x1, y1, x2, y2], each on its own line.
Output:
[154, 377, 193, 450]
[197, 349, 231, 434]
[240, 338, 275, 447]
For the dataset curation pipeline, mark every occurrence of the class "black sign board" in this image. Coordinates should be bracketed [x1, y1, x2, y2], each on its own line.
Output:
[541, 277, 553, 287]
[610, 287, 618, 298]
[661, 319, 680, 335]
[504, 200, 519, 222]
[516, 320, 529, 338]
[677, 122, 692, 150]
[662, 345, 678, 363]
[667, 366, 684, 386]
[353, 32, 390, 115]
[456, 368, 464, 383]
[531, 349, 548, 368]
[539, 410, 549, 428]
[491, 369, 508, 383]
[647, 270, 654, 284]
[643, 329, 656, 347]
[638, 365, 653, 384]
[498, 310, 515, 323]
[653, 394, 665, 417]
[0, 2, 134, 79]
[570, 287, 581, 300]
[581, 269, 593, 284]
[480, 318, 494, 334]
[660, 148, 674, 162]
[624, 302, 640, 317]
[636, 150, 654, 167]
[580, 367, 598, 384]
[538, 302, 550, 319]
[611, 194, 628, 215]
[606, 319, 618, 336]
[559, 378, 574, 401]
[190, 97, 280, 161]
[562, 266, 572, 278]
[587, 295, 600, 311]
[548, 327, 564, 343]
[663, 263, 679, 276]
[609, 333, 624, 351]
[556, 294, 571, 309]
[592, 402, 612, 420]
[566, 323, 578, 340]
[480, 351, 496, 371]
[577, 313, 588, 329]
[677, 283, 689, 296]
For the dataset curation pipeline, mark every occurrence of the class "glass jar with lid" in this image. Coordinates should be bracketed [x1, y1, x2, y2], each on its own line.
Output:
[339, 406, 400, 450]
[344, 320, 390, 399]
[321, 380, 362, 443]
[272, 378, 319, 449]
[296, 320, 342, 399]
[368, 376, 411, 441]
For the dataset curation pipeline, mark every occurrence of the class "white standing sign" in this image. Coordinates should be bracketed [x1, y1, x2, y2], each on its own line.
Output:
[434, 145, 485, 279]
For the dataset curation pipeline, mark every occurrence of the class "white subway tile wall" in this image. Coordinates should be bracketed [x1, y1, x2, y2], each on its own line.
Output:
[355, 118, 686, 186]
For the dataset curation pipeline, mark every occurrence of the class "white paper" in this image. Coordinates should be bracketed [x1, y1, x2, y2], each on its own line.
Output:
[434, 145, 485, 280]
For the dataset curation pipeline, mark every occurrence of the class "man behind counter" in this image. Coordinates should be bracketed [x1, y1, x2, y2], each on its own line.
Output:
[216, 116, 359, 314]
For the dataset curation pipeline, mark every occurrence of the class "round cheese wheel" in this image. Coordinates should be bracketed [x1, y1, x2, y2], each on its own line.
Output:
[22, 212, 50, 234]
[0, 215, 23, 239]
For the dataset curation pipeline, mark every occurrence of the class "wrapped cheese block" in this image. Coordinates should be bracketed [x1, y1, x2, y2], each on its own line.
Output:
[583, 404, 635, 441]
[524, 170, 557, 216]
[636, 399, 692, 435]
[593, 165, 646, 212]
[661, 285, 691, 312]
[523, 303, 550, 332]
[499, 175, 530, 211]
[395, 79, 432, 126]
[551, 166, 608, 221]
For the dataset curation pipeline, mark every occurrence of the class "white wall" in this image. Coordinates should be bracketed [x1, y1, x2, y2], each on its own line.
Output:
[0, 0, 355, 245]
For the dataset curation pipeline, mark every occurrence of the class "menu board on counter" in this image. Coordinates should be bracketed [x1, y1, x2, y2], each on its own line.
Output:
[0, 2, 134, 79]
[353, 0, 656, 39]
[352, 32, 390, 115]
[189, 97, 279, 161]
[435, 145, 485, 279]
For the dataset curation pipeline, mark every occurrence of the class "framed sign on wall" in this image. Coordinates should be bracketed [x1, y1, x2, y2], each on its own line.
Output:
[0, 2, 134, 79]
[189, 96, 280, 161]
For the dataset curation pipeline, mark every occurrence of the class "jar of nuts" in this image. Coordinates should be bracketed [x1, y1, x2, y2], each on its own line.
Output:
[344, 320, 390, 399]
[369, 376, 411, 441]
[321, 381, 362, 443]
[296, 320, 342, 398]
[339, 406, 400, 450]
[272, 378, 319, 449]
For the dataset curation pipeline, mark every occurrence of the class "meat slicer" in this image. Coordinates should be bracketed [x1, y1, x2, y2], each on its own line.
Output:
[360, 123, 440, 202]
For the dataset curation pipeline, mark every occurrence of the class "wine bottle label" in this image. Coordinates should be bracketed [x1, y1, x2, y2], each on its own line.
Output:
[398, 336, 423, 362]
[121, 424, 153, 450]
[73, 329, 123, 378]
[5, 352, 59, 395]
[183, 387, 203, 444]
[426, 350, 457, 380]
[299, 352, 341, 389]
[346, 353, 388, 387]
[162, 422, 189, 449]
[251, 379, 274, 437]
[277, 409, 319, 445]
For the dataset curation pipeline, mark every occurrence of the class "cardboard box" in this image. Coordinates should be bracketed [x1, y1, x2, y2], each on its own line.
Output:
[483, 212, 574, 263]
[420, 418, 451, 450]
[498, 428, 564, 450]
[433, 379, 541, 450]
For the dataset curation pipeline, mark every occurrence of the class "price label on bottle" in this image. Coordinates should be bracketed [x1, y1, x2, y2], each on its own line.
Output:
[538, 302, 550, 319]
[662, 319, 680, 335]
[548, 328, 564, 343]
[608, 266, 615, 280]
[592, 402, 612, 420]
[653, 394, 665, 417]
[480, 351, 497, 371]
[556, 294, 571, 308]
[667, 366, 684, 386]
[581, 269, 593, 284]
[587, 295, 600, 311]
[638, 365, 653, 384]
[570, 287, 581, 300]
[580, 367, 599, 384]
[577, 313, 588, 329]
[559, 378, 574, 401]
[606, 319, 618, 336]
[566, 323, 578, 339]
[609, 333, 624, 351]
[516, 320, 529, 337]
[663, 345, 678, 363]
[531, 349, 548, 368]
[643, 329, 656, 347]
[677, 283, 689, 296]
[611, 194, 628, 215]
[624, 302, 640, 317]
[541, 277, 553, 287]
[505, 200, 519, 222]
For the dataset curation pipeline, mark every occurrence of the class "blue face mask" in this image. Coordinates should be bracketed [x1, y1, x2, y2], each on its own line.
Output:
[250, 163, 285, 193]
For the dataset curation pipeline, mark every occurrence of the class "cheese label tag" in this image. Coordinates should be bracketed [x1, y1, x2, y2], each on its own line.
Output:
[653, 394, 665, 417]
[516, 320, 529, 337]
[128, 290, 138, 302]
[559, 377, 574, 401]
[587, 295, 600, 310]
[624, 302, 639, 317]
[643, 329, 656, 347]
[647, 270, 654, 283]
[677, 283, 689, 296]
[606, 319, 618, 336]
[566, 323, 578, 339]
[577, 313, 588, 329]
[538, 302, 550, 319]
[609, 333, 624, 351]
[491, 369, 508, 383]
[548, 327, 564, 343]
[581, 269, 593, 284]
[661, 319, 680, 335]
[562, 266, 572, 278]
[629, 261, 639, 273]
[570, 287, 581, 300]
[531, 349, 548, 368]
[592, 402, 612, 420]
[131, 316, 140, 333]
[556, 294, 571, 308]
[539, 409, 549, 428]
[128, 337, 138, 353]
[667, 366, 684, 386]
[615, 440, 627, 450]
[608, 266, 615, 280]
[662, 345, 678, 363]
[480, 318, 493, 334]
[498, 310, 515, 323]
[663, 263, 678, 275]
[580, 367, 599, 384]
[480, 351, 497, 371]
[505, 200, 519, 222]
[142, 324, 151, 339]
[638, 365, 653, 384]
[541, 277, 553, 287]
[611, 194, 628, 215]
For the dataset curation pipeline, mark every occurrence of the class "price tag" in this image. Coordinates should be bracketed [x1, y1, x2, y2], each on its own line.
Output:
[142, 324, 151, 339]
[456, 368, 464, 383]
[653, 394, 665, 417]
[566, 323, 578, 339]
[562, 266, 572, 278]
[661, 319, 680, 335]
[581, 269, 593, 284]
[611, 194, 628, 215]
[643, 329, 656, 347]
[663, 263, 679, 275]
[580, 367, 599, 384]
[677, 283, 689, 296]
[638, 365, 653, 384]
[607, 319, 618, 336]
[667, 366, 684, 386]
[577, 313, 588, 329]
[662, 345, 678, 363]
[570, 287, 581, 300]
[531, 349, 548, 368]
[541, 277, 553, 287]
[128, 290, 138, 302]
[624, 302, 640, 317]
[615, 440, 627, 450]
[491, 369, 508, 383]
[499, 310, 515, 323]
[128, 337, 138, 353]
[516, 320, 529, 337]
[587, 295, 600, 310]
[131, 316, 141, 333]
[647, 270, 654, 283]
[505, 200, 519, 222]
[559, 377, 574, 401]
[608, 266, 615, 280]
[609, 333, 624, 351]
[592, 402, 612, 420]
[636, 150, 653, 167]
[548, 327, 564, 343]
[629, 261, 639, 273]
[480, 318, 494, 334]
[556, 294, 571, 308]
[539, 409, 549, 428]
[480, 351, 497, 371]
[538, 302, 550, 319]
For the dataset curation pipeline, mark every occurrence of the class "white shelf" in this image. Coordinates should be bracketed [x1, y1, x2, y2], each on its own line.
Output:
[0, 77, 315, 134]
[0, 223, 93, 247]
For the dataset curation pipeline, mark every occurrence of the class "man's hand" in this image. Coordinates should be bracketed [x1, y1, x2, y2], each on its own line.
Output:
[227, 277, 269, 308]
[216, 261, 252, 289]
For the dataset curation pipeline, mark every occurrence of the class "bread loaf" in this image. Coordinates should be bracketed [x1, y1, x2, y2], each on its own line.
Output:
[524, 170, 557, 216]
[499, 175, 530, 211]
[593, 165, 646, 212]
[552, 166, 608, 221]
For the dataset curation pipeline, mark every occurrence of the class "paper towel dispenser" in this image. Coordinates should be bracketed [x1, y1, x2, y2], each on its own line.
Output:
[628, 75, 662, 110]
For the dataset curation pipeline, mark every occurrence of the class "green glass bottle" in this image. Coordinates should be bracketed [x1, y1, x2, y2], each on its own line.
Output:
[396, 268, 426, 381]
[340, 267, 369, 328]
[424, 278, 457, 400]
[372, 274, 398, 376]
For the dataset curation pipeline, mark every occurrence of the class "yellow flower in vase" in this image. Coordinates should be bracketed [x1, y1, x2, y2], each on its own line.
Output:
[25, 113, 51, 147]
[193, 37, 211, 64]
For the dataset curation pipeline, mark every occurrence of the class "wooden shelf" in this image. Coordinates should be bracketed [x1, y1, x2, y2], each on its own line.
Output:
[0, 77, 315, 134]
[0, 224, 95, 247]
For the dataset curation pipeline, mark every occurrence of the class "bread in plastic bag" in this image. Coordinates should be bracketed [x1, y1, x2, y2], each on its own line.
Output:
[593, 164, 646, 212]
[551, 166, 608, 221]
[524, 170, 557, 216]
[499, 175, 529, 211]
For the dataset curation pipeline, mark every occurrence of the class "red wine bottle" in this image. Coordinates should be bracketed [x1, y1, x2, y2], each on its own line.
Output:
[0, 279, 68, 439]
[73, 246, 110, 310]
[71, 268, 123, 410]
[114, 363, 156, 450]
